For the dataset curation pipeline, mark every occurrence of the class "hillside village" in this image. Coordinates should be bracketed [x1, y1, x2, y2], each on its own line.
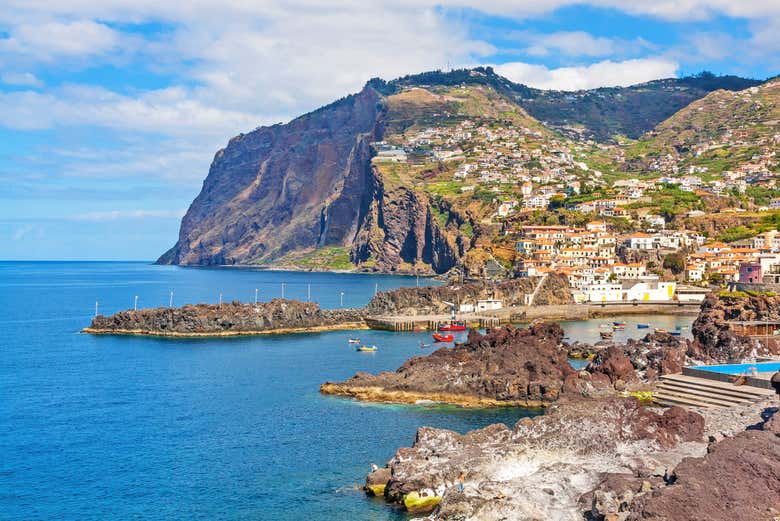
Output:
[368, 79, 780, 301]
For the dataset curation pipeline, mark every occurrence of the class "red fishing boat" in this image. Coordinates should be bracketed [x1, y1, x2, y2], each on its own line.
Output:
[438, 321, 466, 332]
[432, 333, 454, 342]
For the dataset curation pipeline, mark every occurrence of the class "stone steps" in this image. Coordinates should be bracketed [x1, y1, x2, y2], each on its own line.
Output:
[654, 373, 773, 409]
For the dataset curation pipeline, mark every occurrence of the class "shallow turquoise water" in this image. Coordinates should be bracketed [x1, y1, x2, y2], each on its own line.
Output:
[0, 262, 542, 520]
[693, 361, 780, 374]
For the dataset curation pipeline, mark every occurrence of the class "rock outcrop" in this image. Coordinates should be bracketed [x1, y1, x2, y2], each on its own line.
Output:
[321, 322, 576, 407]
[84, 299, 365, 336]
[591, 403, 780, 521]
[366, 398, 707, 518]
[692, 292, 780, 359]
[364, 272, 572, 315]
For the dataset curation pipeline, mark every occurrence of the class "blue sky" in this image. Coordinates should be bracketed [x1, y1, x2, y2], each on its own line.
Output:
[1, 1, 778, 260]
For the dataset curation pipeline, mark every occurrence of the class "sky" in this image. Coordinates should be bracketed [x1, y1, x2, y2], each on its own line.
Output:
[1, 1, 778, 260]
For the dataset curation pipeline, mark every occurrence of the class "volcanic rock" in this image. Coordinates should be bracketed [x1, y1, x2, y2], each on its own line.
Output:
[364, 272, 573, 315]
[320, 322, 576, 407]
[372, 398, 706, 519]
[692, 292, 780, 360]
[84, 299, 365, 336]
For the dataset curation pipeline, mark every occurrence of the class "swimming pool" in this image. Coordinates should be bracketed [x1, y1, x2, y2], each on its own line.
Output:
[691, 361, 780, 374]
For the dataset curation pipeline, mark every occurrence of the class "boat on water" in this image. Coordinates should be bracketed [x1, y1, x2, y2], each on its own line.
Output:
[432, 333, 454, 342]
[600, 331, 613, 339]
[439, 321, 466, 332]
[348, 338, 361, 344]
[669, 331, 682, 336]
[637, 324, 649, 329]
[356, 345, 377, 352]
[654, 328, 668, 334]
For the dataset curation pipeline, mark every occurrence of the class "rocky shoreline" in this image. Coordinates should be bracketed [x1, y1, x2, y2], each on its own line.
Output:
[321, 291, 780, 519]
[363, 396, 778, 520]
[84, 299, 366, 337]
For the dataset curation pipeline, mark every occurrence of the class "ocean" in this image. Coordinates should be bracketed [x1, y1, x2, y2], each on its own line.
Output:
[0, 262, 544, 520]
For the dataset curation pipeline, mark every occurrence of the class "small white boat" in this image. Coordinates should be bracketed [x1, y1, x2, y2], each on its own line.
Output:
[348, 338, 361, 344]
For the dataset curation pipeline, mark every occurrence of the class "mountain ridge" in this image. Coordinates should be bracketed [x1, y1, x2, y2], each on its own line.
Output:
[158, 68, 772, 272]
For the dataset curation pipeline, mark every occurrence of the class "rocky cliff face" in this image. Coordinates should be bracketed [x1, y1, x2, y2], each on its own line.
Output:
[158, 83, 460, 273]
[158, 87, 383, 266]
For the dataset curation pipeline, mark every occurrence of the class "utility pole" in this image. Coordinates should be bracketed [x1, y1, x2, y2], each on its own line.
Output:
[134, 295, 138, 311]
[169, 290, 174, 307]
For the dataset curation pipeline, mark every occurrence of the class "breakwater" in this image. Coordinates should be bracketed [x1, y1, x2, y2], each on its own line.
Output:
[85, 300, 701, 337]
[84, 299, 367, 337]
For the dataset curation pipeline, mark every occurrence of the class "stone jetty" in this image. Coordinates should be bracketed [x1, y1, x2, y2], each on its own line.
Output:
[83, 299, 366, 337]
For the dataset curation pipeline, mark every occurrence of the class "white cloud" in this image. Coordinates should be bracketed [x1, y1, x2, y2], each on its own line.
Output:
[0, 85, 267, 137]
[526, 31, 617, 57]
[495, 58, 680, 91]
[1, 71, 43, 87]
[0, 20, 121, 61]
[70, 209, 186, 221]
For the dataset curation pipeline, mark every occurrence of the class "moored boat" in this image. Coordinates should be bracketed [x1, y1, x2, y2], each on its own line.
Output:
[439, 321, 466, 332]
[432, 333, 454, 342]
[356, 345, 377, 352]
[637, 324, 649, 329]
[348, 338, 360, 344]
[654, 328, 668, 334]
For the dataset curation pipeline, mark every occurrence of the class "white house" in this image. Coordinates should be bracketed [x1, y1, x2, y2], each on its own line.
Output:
[476, 299, 503, 311]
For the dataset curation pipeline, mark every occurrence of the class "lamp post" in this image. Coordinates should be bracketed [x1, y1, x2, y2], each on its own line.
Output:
[169, 290, 174, 307]
[340, 291, 344, 307]
[134, 295, 138, 311]
[95, 301, 99, 317]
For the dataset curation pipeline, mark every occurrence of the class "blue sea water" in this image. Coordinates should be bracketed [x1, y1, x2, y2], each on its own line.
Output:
[0, 262, 542, 521]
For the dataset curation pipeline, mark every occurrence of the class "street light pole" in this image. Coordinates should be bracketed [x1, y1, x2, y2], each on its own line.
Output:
[95, 301, 99, 317]
[134, 295, 138, 311]
[169, 290, 174, 307]
[340, 291, 344, 307]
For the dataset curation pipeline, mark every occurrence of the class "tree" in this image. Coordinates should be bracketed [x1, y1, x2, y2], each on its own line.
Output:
[549, 195, 566, 210]
[663, 253, 685, 275]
